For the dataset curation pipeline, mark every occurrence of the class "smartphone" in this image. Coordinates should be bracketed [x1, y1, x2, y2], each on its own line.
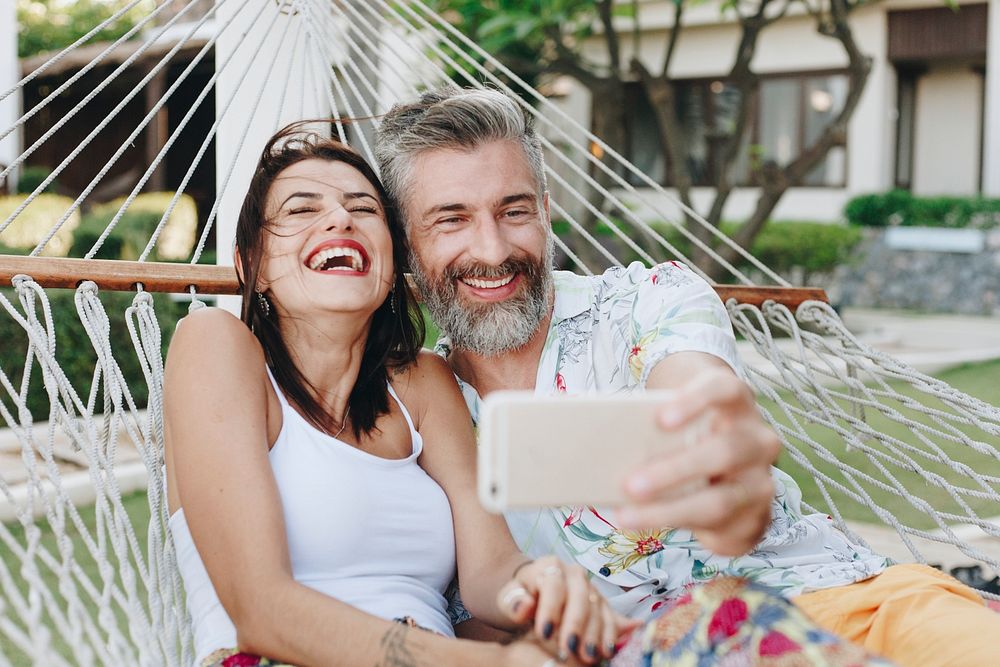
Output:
[477, 390, 692, 513]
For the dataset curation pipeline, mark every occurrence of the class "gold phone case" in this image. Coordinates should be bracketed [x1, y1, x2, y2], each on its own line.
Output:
[478, 390, 682, 512]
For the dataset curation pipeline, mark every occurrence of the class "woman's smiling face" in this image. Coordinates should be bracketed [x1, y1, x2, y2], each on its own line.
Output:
[257, 158, 395, 320]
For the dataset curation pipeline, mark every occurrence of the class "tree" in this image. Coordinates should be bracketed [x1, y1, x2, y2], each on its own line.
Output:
[431, 0, 873, 278]
[17, 0, 154, 59]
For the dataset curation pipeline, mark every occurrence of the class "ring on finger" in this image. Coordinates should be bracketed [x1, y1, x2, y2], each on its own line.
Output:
[542, 660, 559, 667]
[501, 585, 530, 608]
[541, 564, 562, 578]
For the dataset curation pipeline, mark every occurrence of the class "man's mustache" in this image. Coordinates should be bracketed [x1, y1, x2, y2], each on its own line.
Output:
[443, 257, 542, 283]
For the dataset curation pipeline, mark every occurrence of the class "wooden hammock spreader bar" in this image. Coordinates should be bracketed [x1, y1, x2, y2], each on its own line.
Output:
[0, 255, 828, 307]
[0, 255, 238, 295]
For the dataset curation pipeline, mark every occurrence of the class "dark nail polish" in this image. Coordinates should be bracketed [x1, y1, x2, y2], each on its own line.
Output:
[542, 620, 554, 639]
[568, 634, 579, 653]
[586, 643, 597, 658]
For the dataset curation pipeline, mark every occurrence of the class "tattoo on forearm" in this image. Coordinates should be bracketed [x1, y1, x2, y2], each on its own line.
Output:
[375, 623, 418, 667]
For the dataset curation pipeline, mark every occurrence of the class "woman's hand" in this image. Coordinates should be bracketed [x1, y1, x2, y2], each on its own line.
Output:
[500, 635, 586, 667]
[496, 556, 640, 665]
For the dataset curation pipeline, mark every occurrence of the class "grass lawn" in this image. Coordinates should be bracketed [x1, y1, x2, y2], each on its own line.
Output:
[0, 492, 154, 665]
[768, 359, 1000, 530]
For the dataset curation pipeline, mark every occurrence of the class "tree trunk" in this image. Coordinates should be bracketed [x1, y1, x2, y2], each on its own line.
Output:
[713, 0, 873, 280]
[568, 78, 630, 270]
[634, 62, 710, 269]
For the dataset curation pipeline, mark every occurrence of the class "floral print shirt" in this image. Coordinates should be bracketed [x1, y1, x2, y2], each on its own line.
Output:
[438, 262, 889, 620]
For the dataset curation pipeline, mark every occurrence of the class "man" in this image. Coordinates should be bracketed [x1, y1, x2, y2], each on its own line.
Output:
[373, 86, 998, 666]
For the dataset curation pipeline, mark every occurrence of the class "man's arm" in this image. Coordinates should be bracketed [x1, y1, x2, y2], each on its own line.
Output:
[616, 351, 779, 556]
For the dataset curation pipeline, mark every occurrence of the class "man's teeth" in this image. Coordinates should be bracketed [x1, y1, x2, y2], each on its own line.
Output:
[308, 246, 364, 272]
[461, 275, 514, 289]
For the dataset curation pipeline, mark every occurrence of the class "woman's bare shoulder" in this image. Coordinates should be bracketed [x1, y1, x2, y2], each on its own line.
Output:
[166, 307, 265, 382]
[390, 350, 463, 426]
[393, 349, 456, 389]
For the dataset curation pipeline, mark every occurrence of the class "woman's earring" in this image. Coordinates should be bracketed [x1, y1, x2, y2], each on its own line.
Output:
[256, 290, 271, 317]
[390, 285, 397, 314]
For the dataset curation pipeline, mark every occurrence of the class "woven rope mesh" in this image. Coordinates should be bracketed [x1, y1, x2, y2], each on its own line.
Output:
[0, 1, 998, 663]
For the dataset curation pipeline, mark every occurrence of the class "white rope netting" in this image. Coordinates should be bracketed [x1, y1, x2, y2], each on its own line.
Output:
[0, 1, 998, 664]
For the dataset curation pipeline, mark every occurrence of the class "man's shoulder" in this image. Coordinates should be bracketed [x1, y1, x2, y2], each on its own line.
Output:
[551, 262, 657, 307]
[556, 261, 702, 290]
[556, 261, 711, 312]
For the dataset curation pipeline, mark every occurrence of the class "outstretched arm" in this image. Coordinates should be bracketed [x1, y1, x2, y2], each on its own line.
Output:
[163, 309, 509, 667]
[618, 352, 779, 556]
[598, 261, 778, 556]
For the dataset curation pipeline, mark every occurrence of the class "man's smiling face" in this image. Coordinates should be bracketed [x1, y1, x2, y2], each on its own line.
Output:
[404, 139, 554, 356]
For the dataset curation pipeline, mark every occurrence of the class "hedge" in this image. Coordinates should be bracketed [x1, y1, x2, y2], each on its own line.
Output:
[70, 193, 199, 261]
[0, 194, 81, 256]
[15, 166, 59, 195]
[743, 221, 861, 277]
[0, 190, 202, 422]
[87, 193, 199, 260]
[0, 287, 189, 423]
[0, 191, 199, 261]
[844, 190, 1000, 229]
[70, 209, 164, 260]
[553, 219, 862, 280]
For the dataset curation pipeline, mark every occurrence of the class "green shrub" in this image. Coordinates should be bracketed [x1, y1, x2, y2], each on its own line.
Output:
[88, 193, 199, 260]
[68, 193, 200, 261]
[746, 221, 862, 277]
[909, 196, 1000, 228]
[0, 287, 189, 423]
[0, 193, 80, 256]
[195, 248, 217, 265]
[16, 166, 58, 195]
[843, 190, 912, 228]
[844, 191, 1000, 229]
[553, 219, 861, 281]
[69, 209, 163, 260]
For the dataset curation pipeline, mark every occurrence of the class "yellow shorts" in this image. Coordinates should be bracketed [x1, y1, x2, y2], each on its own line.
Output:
[794, 563, 999, 667]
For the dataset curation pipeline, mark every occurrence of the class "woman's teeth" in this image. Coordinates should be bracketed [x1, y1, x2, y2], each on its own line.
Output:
[308, 246, 364, 272]
[461, 274, 514, 289]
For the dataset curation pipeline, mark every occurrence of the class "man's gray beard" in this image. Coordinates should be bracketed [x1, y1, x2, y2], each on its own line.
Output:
[410, 237, 554, 357]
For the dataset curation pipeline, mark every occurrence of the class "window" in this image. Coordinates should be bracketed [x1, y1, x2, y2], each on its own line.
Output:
[622, 71, 849, 188]
[622, 83, 667, 184]
[895, 71, 916, 189]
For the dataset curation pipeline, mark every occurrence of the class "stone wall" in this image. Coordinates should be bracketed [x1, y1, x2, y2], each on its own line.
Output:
[831, 228, 1000, 315]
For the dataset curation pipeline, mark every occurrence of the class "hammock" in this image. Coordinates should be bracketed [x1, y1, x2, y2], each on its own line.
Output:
[0, 1, 997, 664]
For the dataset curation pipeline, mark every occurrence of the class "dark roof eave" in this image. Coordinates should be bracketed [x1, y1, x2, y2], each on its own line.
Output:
[19, 36, 211, 79]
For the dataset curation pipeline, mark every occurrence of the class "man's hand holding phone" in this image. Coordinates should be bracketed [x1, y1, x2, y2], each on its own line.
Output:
[479, 361, 780, 558]
[617, 364, 780, 556]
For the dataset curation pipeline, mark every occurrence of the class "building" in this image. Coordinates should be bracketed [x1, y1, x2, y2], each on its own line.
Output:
[1, 0, 19, 192]
[547, 0, 1000, 223]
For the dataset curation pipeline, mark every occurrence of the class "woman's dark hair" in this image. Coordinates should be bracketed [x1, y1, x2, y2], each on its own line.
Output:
[235, 121, 424, 439]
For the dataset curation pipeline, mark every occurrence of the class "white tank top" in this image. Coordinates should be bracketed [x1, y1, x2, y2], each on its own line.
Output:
[169, 369, 457, 664]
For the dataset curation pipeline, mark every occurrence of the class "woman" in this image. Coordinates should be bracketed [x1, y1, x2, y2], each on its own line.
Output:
[163, 124, 631, 667]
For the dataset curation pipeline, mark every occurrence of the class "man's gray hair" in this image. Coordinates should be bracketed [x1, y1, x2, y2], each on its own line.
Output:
[374, 86, 547, 224]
